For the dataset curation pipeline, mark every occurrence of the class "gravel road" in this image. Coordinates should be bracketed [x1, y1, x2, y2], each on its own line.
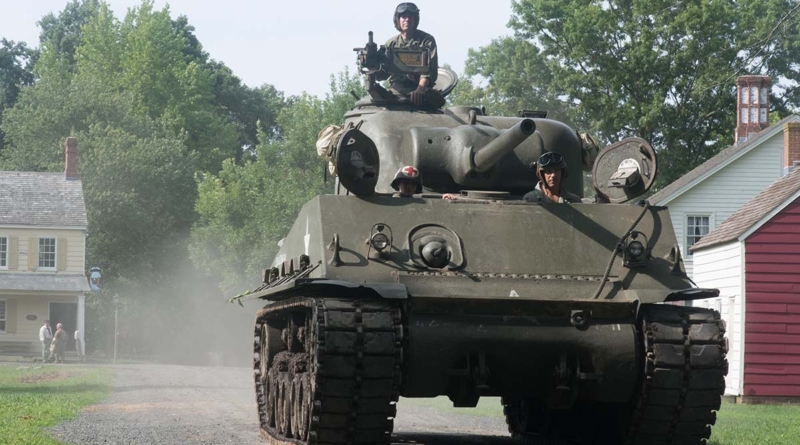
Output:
[51, 364, 513, 445]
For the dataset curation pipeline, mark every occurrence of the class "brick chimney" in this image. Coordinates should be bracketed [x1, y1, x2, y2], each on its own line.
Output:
[735, 75, 771, 144]
[65, 137, 79, 180]
[785, 122, 800, 175]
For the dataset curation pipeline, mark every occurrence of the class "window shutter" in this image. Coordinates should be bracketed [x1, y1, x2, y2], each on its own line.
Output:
[57, 238, 67, 272]
[8, 237, 18, 270]
[28, 238, 38, 271]
[6, 299, 17, 333]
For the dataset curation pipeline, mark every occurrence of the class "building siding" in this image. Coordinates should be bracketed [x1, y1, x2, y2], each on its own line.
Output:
[0, 228, 86, 274]
[0, 294, 79, 353]
[743, 200, 800, 397]
[692, 241, 743, 395]
[660, 131, 785, 277]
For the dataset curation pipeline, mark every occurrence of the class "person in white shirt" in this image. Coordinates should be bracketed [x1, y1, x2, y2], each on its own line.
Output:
[74, 329, 84, 362]
[39, 320, 53, 363]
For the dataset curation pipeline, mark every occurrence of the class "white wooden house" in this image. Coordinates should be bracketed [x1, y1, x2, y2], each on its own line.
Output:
[649, 115, 800, 278]
[0, 138, 89, 359]
[691, 169, 800, 400]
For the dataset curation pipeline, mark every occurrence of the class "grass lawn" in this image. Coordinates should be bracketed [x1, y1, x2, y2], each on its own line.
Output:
[0, 364, 114, 445]
[708, 402, 800, 445]
[402, 397, 800, 444]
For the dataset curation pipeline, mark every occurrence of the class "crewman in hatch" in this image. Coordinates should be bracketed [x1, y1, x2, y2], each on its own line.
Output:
[524, 152, 581, 204]
[383, 3, 445, 108]
[391, 165, 423, 197]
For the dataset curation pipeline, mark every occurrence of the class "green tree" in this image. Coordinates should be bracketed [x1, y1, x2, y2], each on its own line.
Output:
[0, 39, 36, 152]
[36, 0, 101, 75]
[3, 1, 276, 174]
[190, 71, 365, 292]
[464, 0, 800, 186]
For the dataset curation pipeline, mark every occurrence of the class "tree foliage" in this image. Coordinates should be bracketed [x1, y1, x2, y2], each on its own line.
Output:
[0, 39, 36, 152]
[190, 71, 365, 292]
[462, 0, 800, 186]
[0, 1, 291, 357]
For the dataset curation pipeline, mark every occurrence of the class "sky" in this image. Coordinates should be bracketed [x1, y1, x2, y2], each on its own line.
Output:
[0, 0, 515, 97]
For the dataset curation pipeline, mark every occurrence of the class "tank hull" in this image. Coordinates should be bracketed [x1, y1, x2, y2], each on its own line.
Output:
[249, 194, 727, 444]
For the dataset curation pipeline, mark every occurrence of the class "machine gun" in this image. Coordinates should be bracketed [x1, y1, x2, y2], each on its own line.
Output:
[354, 31, 431, 102]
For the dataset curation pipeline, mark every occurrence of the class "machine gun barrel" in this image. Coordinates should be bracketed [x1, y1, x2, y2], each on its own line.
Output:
[472, 118, 536, 173]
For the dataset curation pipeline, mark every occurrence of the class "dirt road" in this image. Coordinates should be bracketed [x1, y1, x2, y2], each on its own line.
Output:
[51, 364, 513, 445]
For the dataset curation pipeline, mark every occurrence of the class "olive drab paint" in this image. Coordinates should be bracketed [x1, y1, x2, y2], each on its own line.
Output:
[246, 40, 728, 444]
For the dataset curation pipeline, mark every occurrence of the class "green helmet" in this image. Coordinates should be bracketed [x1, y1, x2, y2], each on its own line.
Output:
[391, 165, 423, 193]
[393, 2, 420, 31]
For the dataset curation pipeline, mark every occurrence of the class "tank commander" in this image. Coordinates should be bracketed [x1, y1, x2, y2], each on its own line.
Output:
[382, 3, 445, 108]
[391, 165, 422, 197]
[524, 152, 581, 204]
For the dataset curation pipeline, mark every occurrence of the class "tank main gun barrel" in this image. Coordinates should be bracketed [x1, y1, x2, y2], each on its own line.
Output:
[472, 118, 536, 173]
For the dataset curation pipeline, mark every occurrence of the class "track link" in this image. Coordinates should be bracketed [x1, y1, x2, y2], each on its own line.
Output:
[626, 304, 728, 445]
[253, 297, 402, 445]
[503, 304, 728, 445]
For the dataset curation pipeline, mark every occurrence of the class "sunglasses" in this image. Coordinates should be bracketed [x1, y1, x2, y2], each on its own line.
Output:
[538, 152, 565, 168]
[397, 3, 420, 13]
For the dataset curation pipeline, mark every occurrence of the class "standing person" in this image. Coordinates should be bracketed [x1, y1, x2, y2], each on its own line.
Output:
[52, 323, 68, 364]
[74, 330, 84, 362]
[523, 152, 581, 204]
[384, 3, 444, 107]
[39, 320, 53, 363]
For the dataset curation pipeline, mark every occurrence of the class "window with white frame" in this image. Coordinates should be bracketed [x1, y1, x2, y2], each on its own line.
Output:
[760, 87, 768, 105]
[687, 216, 710, 256]
[0, 300, 6, 332]
[741, 87, 749, 104]
[0, 237, 7, 268]
[741, 108, 748, 124]
[39, 237, 56, 269]
[760, 108, 767, 124]
[751, 87, 758, 104]
[750, 108, 758, 123]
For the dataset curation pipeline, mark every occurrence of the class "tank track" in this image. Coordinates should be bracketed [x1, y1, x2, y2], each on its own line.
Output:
[503, 304, 728, 445]
[626, 304, 728, 445]
[253, 297, 403, 445]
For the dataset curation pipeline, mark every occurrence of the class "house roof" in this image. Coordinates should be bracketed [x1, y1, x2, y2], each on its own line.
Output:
[0, 172, 87, 227]
[691, 167, 800, 251]
[0, 273, 90, 293]
[649, 115, 800, 205]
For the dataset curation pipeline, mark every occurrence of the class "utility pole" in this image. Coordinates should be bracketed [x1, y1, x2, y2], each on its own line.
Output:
[113, 294, 119, 365]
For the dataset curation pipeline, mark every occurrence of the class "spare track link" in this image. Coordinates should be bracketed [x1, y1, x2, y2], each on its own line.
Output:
[253, 297, 403, 445]
[626, 304, 728, 445]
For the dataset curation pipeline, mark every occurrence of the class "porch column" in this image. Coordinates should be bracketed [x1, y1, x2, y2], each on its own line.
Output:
[77, 294, 86, 356]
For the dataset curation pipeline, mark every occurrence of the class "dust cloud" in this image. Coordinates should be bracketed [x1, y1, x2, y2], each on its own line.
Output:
[86, 256, 266, 368]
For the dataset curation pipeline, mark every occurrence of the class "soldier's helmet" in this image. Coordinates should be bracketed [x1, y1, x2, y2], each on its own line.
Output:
[393, 2, 420, 31]
[534, 152, 569, 182]
[391, 165, 423, 193]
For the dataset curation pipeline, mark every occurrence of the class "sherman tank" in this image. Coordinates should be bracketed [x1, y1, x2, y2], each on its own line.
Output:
[237, 33, 729, 445]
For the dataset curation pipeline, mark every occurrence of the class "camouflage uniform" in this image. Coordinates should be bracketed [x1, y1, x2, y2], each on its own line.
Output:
[523, 182, 581, 204]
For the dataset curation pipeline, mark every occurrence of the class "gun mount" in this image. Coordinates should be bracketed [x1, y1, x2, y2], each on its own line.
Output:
[354, 31, 433, 103]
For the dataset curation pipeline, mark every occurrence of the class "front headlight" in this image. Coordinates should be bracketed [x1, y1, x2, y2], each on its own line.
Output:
[370, 232, 390, 251]
[627, 241, 645, 258]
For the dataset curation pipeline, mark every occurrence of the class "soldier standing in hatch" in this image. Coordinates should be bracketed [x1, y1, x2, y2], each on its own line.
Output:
[384, 3, 444, 108]
[524, 152, 581, 204]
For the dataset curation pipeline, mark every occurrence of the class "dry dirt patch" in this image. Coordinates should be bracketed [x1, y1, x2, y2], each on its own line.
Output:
[19, 370, 79, 384]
